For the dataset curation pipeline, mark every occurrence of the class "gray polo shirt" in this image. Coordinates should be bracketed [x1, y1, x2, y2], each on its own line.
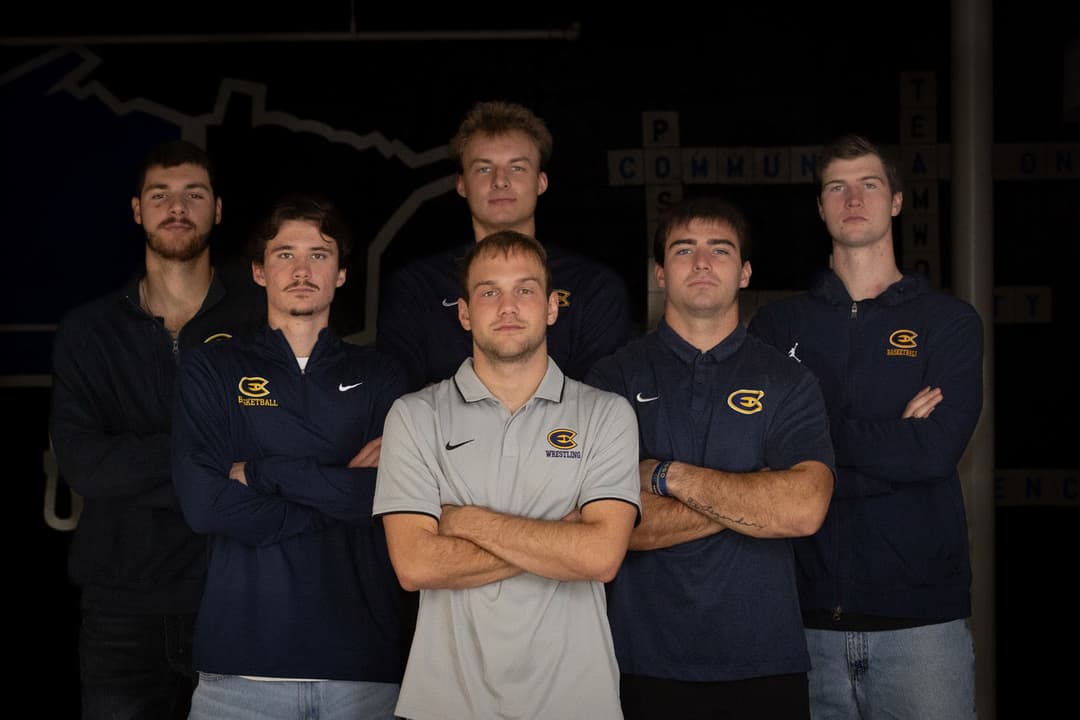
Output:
[374, 357, 640, 720]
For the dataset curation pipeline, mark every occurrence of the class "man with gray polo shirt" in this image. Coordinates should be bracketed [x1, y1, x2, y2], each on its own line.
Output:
[374, 230, 640, 720]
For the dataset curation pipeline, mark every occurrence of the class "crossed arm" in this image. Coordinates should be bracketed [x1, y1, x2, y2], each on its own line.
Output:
[382, 499, 638, 591]
[629, 459, 834, 550]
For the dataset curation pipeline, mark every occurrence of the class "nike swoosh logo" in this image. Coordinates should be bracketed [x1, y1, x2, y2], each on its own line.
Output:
[338, 382, 364, 392]
[442, 299, 459, 307]
[636, 392, 659, 403]
[445, 439, 475, 451]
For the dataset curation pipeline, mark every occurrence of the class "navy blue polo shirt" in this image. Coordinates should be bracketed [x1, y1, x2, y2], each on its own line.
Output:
[586, 320, 835, 682]
[376, 241, 631, 390]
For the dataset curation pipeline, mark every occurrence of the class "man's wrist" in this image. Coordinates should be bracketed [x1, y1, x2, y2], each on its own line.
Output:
[651, 460, 673, 497]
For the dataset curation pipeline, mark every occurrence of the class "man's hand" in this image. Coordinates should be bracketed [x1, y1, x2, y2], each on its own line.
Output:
[229, 461, 248, 486]
[902, 386, 943, 419]
[349, 437, 382, 468]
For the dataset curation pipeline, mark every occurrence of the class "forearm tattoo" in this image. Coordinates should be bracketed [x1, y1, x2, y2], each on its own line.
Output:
[685, 495, 766, 530]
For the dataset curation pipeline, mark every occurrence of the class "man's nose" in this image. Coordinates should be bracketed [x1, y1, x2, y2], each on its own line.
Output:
[168, 195, 189, 214]
[292, 257, 311, 277]
[491, 168, 511, 189]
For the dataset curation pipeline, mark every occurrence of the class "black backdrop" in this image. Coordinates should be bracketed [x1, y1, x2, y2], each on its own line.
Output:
[3, 5, 1077, 716]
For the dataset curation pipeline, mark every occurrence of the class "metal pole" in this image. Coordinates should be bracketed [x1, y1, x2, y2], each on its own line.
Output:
[951, 1, 996, 718]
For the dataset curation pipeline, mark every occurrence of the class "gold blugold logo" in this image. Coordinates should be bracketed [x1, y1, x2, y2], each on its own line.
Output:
[554, 289, 570, 308]
[547, 428, 578, 449]
[238, 377, 270, 397]
[727, 389, 765, 415]
[887, 329, 919, 357]
[203, 332, 233, 343]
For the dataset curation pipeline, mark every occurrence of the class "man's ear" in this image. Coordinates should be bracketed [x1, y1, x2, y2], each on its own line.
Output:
[252, 261, 267, 287]
[457, 297, 471, 331]
[132, 197, 143, 226]
[546, 290, 559, 327]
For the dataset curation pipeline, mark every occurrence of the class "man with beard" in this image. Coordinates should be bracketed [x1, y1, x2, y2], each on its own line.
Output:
[374, 231, 640, 719]
[49, 139, 264, 720]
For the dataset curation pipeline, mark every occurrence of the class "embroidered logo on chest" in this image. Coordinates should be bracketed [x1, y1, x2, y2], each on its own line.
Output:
[237, 376, 279, 407]
[886, 329, 919, 358]
[545, 428, 581, 458]
[727, 389, 765, 415]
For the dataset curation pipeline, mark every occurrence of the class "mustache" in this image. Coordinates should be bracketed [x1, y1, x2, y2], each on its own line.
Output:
[157, 218, 195, 229]
[285, 280, 320, 291]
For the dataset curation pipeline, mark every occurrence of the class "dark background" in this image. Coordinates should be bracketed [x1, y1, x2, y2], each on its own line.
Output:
[3, 4, 1077, 717]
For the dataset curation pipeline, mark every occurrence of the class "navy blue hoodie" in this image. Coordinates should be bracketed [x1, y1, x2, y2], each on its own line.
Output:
[750, 271, 983, 623]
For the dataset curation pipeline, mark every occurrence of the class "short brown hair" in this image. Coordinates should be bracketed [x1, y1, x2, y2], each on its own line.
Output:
[458, 230, 551, 297]
[814, 134, 903, 196]
[248, 192, 353, 266]
[449, 101, 554, 172]
[653, 195, 752, 267]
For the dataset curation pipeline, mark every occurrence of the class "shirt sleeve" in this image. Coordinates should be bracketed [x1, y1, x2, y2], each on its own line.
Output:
[831, 306, 984, 485]
[49, 315, 173, 503]
[172, 348, 332, 546]
[373, 397, 443, 520]
[763, 368, 836, 476]
[245, 354, 410, 526]
[579, 391, 642, 516]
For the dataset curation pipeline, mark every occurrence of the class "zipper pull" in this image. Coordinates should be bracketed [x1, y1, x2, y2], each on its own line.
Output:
[832, 606, 842, 622]
[849, 301, 857, 319]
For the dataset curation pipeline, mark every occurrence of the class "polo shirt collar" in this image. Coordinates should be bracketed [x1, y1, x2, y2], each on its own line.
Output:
[453, 356, 566, 404]
[657, 317, 747, 365]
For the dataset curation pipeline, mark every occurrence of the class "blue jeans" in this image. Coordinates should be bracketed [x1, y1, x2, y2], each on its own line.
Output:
[805, 619, 976, 720]
[188, 673, 400, 720]
[79, 609, 197, 720]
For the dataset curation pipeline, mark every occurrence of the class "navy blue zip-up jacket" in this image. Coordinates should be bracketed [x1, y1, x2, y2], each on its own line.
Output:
[376, 241, 631, 391]
[49, 265, 265, 613]
[172, 325, 409, 681]
[749, 270, 983, 622]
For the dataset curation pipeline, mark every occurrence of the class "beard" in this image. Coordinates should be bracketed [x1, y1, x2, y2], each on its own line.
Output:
[145, 224, 211, 262]
[473, 328, 546, 366]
